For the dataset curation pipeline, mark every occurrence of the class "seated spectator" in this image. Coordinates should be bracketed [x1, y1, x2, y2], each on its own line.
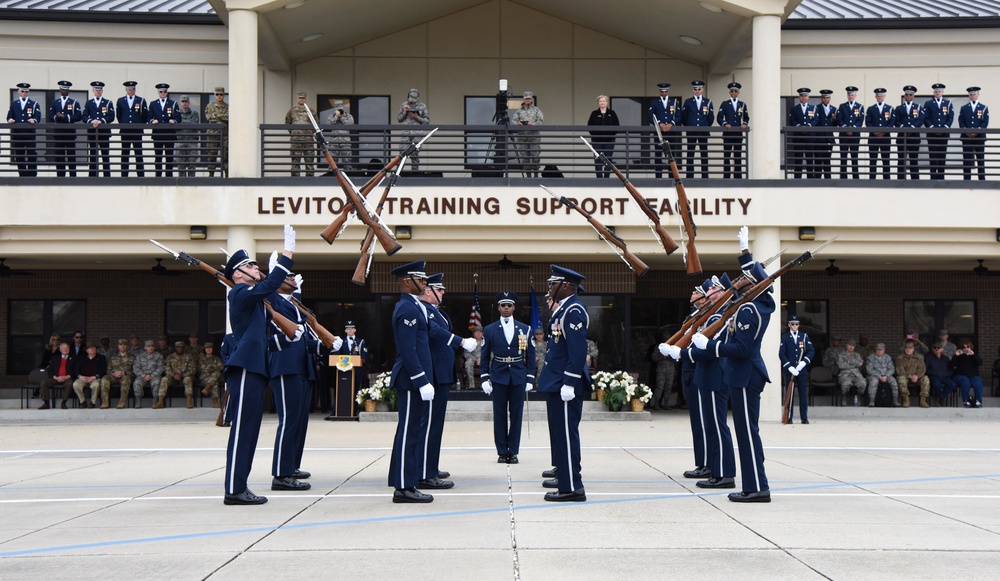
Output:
[102, 338, 135, 409]
[199, 342, 225, 408]
[155, 335, 171, 359]
[951, 339, 983, 408]
[69, 331, 86, 358]
[39, 332, 62, 370]
[837, 338, 866, 402]
[823, 335, 842, 376]
[132, 340, 165, 409]
[158, 341, 197, 409]
[895, 340, 930, 408]
[38, 342, 75, 410]
[925, 342, 958, 406]
[900, 330, 929, 356]
[72, 341, 108, 408]
[128, 335, 143, 358]
[857, 334, 873, 369]
[97, 337, 112, 359]
[937, 330, 957, 360]
[865, 343, 898, 407]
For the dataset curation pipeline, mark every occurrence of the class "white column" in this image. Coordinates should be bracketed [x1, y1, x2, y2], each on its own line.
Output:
[228, 9, 259, 178]
[753, 226, 782, 422]
[750, 14, 781, 180]
[224, 226, 257, 332]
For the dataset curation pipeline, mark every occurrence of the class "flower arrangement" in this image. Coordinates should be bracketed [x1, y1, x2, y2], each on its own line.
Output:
[356, 371, 395, 407]
[592, 371, 650, 410]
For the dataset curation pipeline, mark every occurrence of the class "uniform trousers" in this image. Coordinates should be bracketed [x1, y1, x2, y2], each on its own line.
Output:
[271, 373, 309, 478]
[684, 380, 708, 468]
[388, 390, 427, 490]
[420, 383, 452, 480]
[120, 128, 145, 177]
[86, 127, 112, 177]
[685, 131, 709, 179]
[868, 136, 892, 179]
[813, 139, 834, 178]
[546, 387, 584, 493]
[652, 134, 680, 179]
[11, 127, 37, 177]
[699, 388, 735, 479]
[896, 134, 921, 179]
[729, 381, 769, 494]
[721, 134, 744, 179]
[961, 136, 986, 180]
[53, 129, 78, 177]
[225, 367, 267, 495]
[781, 370, 809, 422]
[927, 133, 948, 180]
[491, 381, 525, 457]
[838, 134, 861, 179]
[152, 132, 175, 177]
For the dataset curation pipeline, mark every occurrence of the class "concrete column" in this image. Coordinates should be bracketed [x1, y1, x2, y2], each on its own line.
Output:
[750, 14, 781, 180]
[228, 9, 259, 178]
[224, 226, 257, 332]
[753, 226, 782, 422]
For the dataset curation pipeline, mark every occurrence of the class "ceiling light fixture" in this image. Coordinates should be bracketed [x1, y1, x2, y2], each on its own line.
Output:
[680, 35, 703, 46]
[284, 1, 307, 9]
[699, 2, 724, 13]
[301, 33, 323, 42]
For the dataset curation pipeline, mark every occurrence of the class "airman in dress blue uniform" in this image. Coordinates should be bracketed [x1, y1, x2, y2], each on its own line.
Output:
[6, 82, 41, 177]
[778, 314, 815, 424]
[116, 81, 147, 177]
[923, 83, 954, 180]
[330, 320, 368, 418]
[717, 82, 749, 179]
[865, 88, 895, 179]
[647, 82, 681, 178]
[681, 80, 714, 179]
[786, 88, 815, 179]
[538, 265, 589, 502]
[148, 83, 181, 177]
[47, 81, 82, 177]
[958, 86, 989, 181]
[481, 291, 536, 465]
[837, 86, 865, 179]
[814, 90, 837, 179]
[82, 81, 114, 177]
[893, 85, 925, 180]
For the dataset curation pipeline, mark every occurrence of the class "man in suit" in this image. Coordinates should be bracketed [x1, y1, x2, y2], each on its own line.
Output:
[47, 80, 82, 177]
[924, 83, 954, 180]
[647, 82, 681, 178]
[480, 291, 536, 465]
[117, 81, 147, 177]
[786, 88, 815, 179]
[717, 82, 749, 179]
[837, 86, 865, 179]
[682, 80, 714, 179]
[82, 81, 114, 177]
[148, 82, 181, 177]
[813, 89, 837, 179]
[894, 85, 925, 180]
[538, 266, 589, 502]
[38, 342, 75, 409]
[959, 86, 989, 181]
[333, 320, 368, 411]
[6, 82, 42, 177]
[778, 315, 815, 424]
[221, 225, 296, 506]
[865, 88, 895, 179]
[72, 341, 108, 409]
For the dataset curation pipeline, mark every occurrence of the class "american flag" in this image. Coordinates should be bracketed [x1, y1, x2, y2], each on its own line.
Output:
[468, 283, 482, 330]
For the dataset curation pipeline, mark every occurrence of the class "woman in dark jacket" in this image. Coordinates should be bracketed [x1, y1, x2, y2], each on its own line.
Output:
[587, 95, 619, 178]
[39, 333, 61, 370]
[951, 339, 984, 407]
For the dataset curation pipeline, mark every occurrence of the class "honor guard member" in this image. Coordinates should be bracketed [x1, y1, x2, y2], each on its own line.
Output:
[894, 85, 925, 180]
[814, 90, 836, 178]
[690, 251, 775, 503]
[481, 291, 536, 465]
[334, 320, 369, 400]
[325, 99, 355, 169]
[286, 91, 315, 177]
[779, 314, 815, 424]
[647, 82, 681, 178]
[865, 88, 895, 179]
[266, 259, 328, 493]
[204, 87, 229, 176]
[786, 88, 815, 179]
[7, 82, 42, 177]
[397, 88, 431, 170]
[117, 81, 147, 177]
[222, 224, 296, 506]
[157, 341, 196, 409]
[199, 342, 225, 408]
[717, 82, 749, 179]
[148, 83, 181, 177]
[681, 80, 714, 179]
[539, 265, 589, 502]
[102, 339, 135, 409]
[959, 86, 989, 181]
[924, 83, 954, 180]
[132, 340, 164, 408]
[836, 86, 865, 179]
[511, 91, 544, 178]
[47, 81, 82, 177]
[418, 274, 477, 488]
[387, 261, 436, 504]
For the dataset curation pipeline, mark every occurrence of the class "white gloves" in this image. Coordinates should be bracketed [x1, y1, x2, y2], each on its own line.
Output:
[331, 337, 343, 351]
[789, 367, 799, 377]
[660, 343, 681, 360]
[419, 384, 435, 401]
[292, 324, 305, 342]
[738, 225, 749, 251]
[560, 385, 575, 402]
[482, 380, 493, 395]
[796, 361, 807, 372]
[294, 274, 304, 292]
[268, 250, 279, 274]
[525, 383, 533, 392]
[283, 224, 296, 253]
[461, 337, 477, 352]
[691, 333, 709, 350]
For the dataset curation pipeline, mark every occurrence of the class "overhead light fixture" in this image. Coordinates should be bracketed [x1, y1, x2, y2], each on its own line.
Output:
[301, 33, 323, 42]
[395, 226, 412, 240]
[680, 35, 703, 46]
[284, 0, 307, 9]
[190, 225, 208, 240]
[699, 2, 724, 13]
[798, 226, 816, 241]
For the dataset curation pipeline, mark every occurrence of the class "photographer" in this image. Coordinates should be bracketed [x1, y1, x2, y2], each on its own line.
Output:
[951, 340, 983, 408]
[397, 88, 429, 170]
[325, 99, 355, 169]
[511, 91, 544, 178]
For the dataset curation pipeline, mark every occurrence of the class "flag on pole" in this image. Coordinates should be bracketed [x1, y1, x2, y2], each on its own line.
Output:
[529, 283, 542, 333]
[468, 283, 482, 330]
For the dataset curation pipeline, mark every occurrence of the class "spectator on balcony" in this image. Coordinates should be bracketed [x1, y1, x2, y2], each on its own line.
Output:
[38, 342, 75, 410]
[681, 80, 713, 179]
[176, 96, 201, 177]
[895, 340, 929, 408]
[204, 87, 229, 177]
[148, 83, 181, 177]
[72, 342, 107, 409]
[924, 83, 953, 180]
[865, 88, 894, 180]
[814, 89, 836, 179]
[837, 338, 865, 401]
[117, 81, 147, 177]
[511, 91, 544, 178]
[925, 342, 957, 406]
[959, 86, 989, 181]
[325, 99, 355, 169]
[587, 95, 619, 178]
[717, 82, 749, 179]
[894, 85, 924, 180]
[286, 91, 315, 177]
[6, 82, 41, 177]
[647, 82, 681, 179]
[786, 88, 815, 179]
[951, 340, 983, 408]
[837, 86, 865, 180]
[865, 343, 898, 407]
[47, 80, 82, 177]
[397, 88, 430, 171]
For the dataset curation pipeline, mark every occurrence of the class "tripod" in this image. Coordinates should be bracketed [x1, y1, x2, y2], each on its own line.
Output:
[483, 91, 513, 177]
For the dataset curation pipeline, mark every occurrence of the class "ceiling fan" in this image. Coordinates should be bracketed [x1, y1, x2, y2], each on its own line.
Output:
[0, 258, 34, 277]
[474, 255, 531, 270]
[971, 259, 1000, 277]
[808, 259, 860, 277]
[151, 258, 184, 276]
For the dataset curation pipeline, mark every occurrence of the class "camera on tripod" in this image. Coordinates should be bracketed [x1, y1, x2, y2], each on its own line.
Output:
[494, 78, 511, 125]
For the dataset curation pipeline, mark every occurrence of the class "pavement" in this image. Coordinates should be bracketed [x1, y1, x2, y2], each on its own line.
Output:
[0, 411, 998, 580]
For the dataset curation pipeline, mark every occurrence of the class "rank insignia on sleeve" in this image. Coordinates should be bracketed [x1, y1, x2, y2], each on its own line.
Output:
[569, 322, 583, 331]
[404, 319, 416, 327]
[738, 322, 750, 331]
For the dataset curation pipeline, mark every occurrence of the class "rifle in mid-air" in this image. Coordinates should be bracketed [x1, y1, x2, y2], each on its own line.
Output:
[652, 117, 702, 276]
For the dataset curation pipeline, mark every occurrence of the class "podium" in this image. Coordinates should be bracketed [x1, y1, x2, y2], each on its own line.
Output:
[329, 354, 362, 420]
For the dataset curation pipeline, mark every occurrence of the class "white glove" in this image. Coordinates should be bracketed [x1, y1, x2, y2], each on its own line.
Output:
[796, 361, 807, 372]
[292, 324, 305, 342]
[525, 383, 533, 392]
[482, 380, 493, 395]
[660, 343, 681, 360]
[283, 224, 296, 253]
[560, 385, 575, 402]
[419, 384, 435, 401]
[268, 250, 279, 274]
[691, 333, 709, 350]
[738, 225, 749, 251]
[294, 274, 304, 292]
[789, 367, 799, 377]
[461, 337, 477, 352]
[331, 337, 343, 351]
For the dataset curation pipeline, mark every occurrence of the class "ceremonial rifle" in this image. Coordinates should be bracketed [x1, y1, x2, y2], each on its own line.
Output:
[148, 240, 298, 341]
[579, 136, 680, 256]
[540, 185, 649, 277]
[653, 118, 702, 275]
[783, 333, 807, 424]
[286, 296, 338, 350]
[352, 156, 408, 286]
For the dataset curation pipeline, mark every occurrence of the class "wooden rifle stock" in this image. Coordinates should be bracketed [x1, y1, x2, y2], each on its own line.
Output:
[288, 296, 337, 350]
[660, 133, 702, 275]
[216, 388, 228, 427]
[606, 163, 680, 255]
[351, 159, 406, 286]
[316, 147, 401, 255]
[319, 156, 401, 245]
[782, 377, 795, 424]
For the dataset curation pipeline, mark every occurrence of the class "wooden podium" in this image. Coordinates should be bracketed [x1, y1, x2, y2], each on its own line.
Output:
[330, 354, 362, 420]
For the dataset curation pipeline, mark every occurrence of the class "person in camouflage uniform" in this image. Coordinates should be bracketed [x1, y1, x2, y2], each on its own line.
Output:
[286, 91, 316, 177]
[185, 331, 202, 366]
[895, 340, 929, 408]
[157, 341, 196, 409]
[837, 339, 865, 398]
[463, 326, 483, 389]
[325, 99, 354, 169]
[176, 95, 201, 177]
[396, 88, 429, 170]
[865, 343, 898, 406]
[651, 329, 677, 409]
[132, 340, 164, 409]
[511, 91, 544, 178]
[156, 335, 172, 360]
[204, 87, 228, 177]
[533, 328, 547, 379]
[822, 336, 842, 376]
[102, 339, 135, 409]
[199, 342, 225, 408]
[128, 336, 143, 358]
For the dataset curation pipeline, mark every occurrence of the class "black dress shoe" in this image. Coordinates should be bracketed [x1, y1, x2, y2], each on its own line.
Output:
[801, 419, 810, 424]
[498, 454, 509, 464]
[728, 489, 771, 503]
[292, 469, 311, 480]
[393, 487, 433, 503]
[542, 478, 559, 489]
[696, 477, 735, 489]
[60, 401, 68, 409]
[224, 489, 268, 505]
[541, 467, 557, 478]
[508, 455, 519, 464]
[417, 477, 455, 490]
[544, 488, 586, 502]
[324, 415, 336, 421]
[683, 466, 711, 479]
[437, 470, 451, 479]
[271, 476, 311, 491]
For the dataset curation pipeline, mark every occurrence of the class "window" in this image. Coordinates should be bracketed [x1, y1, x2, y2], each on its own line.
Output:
[165, 300, 226, 346]
[904, 300, 976, 347]
[7, 300, 86, 374]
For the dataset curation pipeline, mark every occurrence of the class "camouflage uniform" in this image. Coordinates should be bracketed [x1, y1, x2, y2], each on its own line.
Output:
[176, 102, 200, 177]
[286, 95, 315, 177]
[464, 336, 483, 389]
[533, 337, 547, 379]
[204, 89, 229, 177]
[325, 102, 354, 168]
[396, 89, 429, 169]
[102, 347, 135, 409]
[866, 351, 898, 403]
[159, 346, 196, 405]
[132, 349, 164, 408]
[836, 349, 865, 395]
[199, 350, 225, 406]
[511, 95, 544, 176]
[185, 340, 202, 366]
[651, 348, 676, 408]
[895, 351, 929, 405]
[822, 346, 842, 376]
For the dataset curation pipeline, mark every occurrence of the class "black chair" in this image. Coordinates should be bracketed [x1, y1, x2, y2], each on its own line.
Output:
[809, 366, 840, 406]
[20, 369, 47, 409]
